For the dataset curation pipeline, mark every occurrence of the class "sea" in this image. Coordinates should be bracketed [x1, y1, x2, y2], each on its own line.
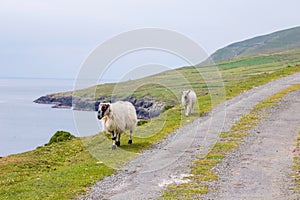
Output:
[0, 78, 102, 157]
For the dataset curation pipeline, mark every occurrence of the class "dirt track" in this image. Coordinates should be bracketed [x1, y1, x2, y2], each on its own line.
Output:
[80, 72, 300, 200]
[202, 89, 300, 200]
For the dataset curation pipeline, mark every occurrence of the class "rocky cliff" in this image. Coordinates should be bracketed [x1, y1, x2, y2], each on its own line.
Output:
[34, 95, 166, 120]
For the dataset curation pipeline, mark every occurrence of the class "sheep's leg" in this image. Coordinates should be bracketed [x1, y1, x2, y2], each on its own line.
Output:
[190, 103, 194, 114]
[115, 133, 121, 146]
[185, 105, 189, 117]
[111, 131, 117, 150]
[191, 104, 195, 114]
[128, 130, 133, 144]
[185, 105, 188, 116]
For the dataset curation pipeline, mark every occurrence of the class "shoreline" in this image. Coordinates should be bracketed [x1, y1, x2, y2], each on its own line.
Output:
[34, 95, 167, 120]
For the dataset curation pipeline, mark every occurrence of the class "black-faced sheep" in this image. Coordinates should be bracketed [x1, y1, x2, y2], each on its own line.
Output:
[181, 90, 197, 117]
[97, 101, 137, 150]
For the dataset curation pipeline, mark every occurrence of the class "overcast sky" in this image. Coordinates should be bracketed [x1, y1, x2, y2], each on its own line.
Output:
[0, 0, 299, 79]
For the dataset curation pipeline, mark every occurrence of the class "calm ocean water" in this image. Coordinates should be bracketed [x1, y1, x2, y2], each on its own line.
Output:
[0, 78, 101, 157]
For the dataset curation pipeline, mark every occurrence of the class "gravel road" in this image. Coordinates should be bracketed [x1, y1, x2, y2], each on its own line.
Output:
[80, 72, 300, 200]
[202, 89, 300, 200]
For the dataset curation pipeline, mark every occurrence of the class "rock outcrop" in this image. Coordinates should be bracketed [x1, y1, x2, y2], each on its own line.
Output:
[34, 95, 166, 120]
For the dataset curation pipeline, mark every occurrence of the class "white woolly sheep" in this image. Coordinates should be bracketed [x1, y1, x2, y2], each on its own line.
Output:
[97, 101, 137, 150]
[181, 90, 197, 117]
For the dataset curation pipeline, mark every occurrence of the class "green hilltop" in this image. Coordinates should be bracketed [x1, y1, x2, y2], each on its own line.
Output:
[210, 26, 300, 62]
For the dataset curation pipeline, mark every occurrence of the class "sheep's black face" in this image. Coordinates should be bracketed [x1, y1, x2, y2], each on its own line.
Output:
[98, 104, 110, 120]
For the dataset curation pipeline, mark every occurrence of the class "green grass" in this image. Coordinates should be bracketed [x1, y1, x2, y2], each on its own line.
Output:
[1, 50, 300, 199]
[217, 56, 276, 70]
[161, 84, 300, 199]
[291, 131, 300, 191]
[47, 130, 75, 145]
[0, 139, 114, 200]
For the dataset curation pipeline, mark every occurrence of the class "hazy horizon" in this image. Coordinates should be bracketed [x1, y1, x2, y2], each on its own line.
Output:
[1, 0, 299, 80]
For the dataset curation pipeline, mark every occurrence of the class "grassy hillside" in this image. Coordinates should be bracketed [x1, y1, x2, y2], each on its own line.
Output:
[1, 49, 300, 199]
[210, 26, 300, 62]
[51, 48, 300, 105]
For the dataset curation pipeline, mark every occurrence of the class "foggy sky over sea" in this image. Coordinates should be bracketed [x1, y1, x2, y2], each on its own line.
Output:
[0, 0, 299, 80]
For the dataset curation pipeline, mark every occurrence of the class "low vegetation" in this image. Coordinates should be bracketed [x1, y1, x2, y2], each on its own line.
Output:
[0, 138, 114, 200]
[291, 131, 300, 191]
[47, 130, 76, 145]
[1, 49, 300, 199]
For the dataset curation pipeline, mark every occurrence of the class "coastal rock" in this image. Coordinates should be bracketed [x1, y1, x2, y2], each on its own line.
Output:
[34, 95, 167, 120]
[122, 96, 166, 119]
[34, 96, 72, 108]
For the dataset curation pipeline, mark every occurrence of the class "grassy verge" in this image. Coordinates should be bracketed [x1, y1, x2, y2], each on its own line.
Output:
[161, 84, 300, 199]
[0, 139, 114, 200]
[1, 63, 300, 199]
[291, 131, 300, 191]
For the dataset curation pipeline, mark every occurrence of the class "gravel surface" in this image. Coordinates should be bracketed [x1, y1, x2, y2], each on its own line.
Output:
[202, 89, 300, 200]
[79, 72, 300, 200]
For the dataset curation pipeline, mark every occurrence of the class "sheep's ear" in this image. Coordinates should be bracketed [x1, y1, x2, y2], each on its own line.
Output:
[99, 103, 105, 109]
[106, 104, 112, 116]
[103, 104, 110, 112]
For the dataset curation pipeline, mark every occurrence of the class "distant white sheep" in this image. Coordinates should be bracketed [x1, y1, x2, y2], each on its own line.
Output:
[97, 101, 137, 150]
[181, 90, 197, 117]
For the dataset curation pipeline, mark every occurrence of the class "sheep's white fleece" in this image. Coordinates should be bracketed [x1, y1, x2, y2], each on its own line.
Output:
[102, 101, 137, 134]
[181, 90, 197, 117]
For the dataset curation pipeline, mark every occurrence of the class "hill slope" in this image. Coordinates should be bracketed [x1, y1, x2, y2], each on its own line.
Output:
[34, 49, 300, 119]
[210, 26, 300, 62]
[34, 26, 300, 119]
